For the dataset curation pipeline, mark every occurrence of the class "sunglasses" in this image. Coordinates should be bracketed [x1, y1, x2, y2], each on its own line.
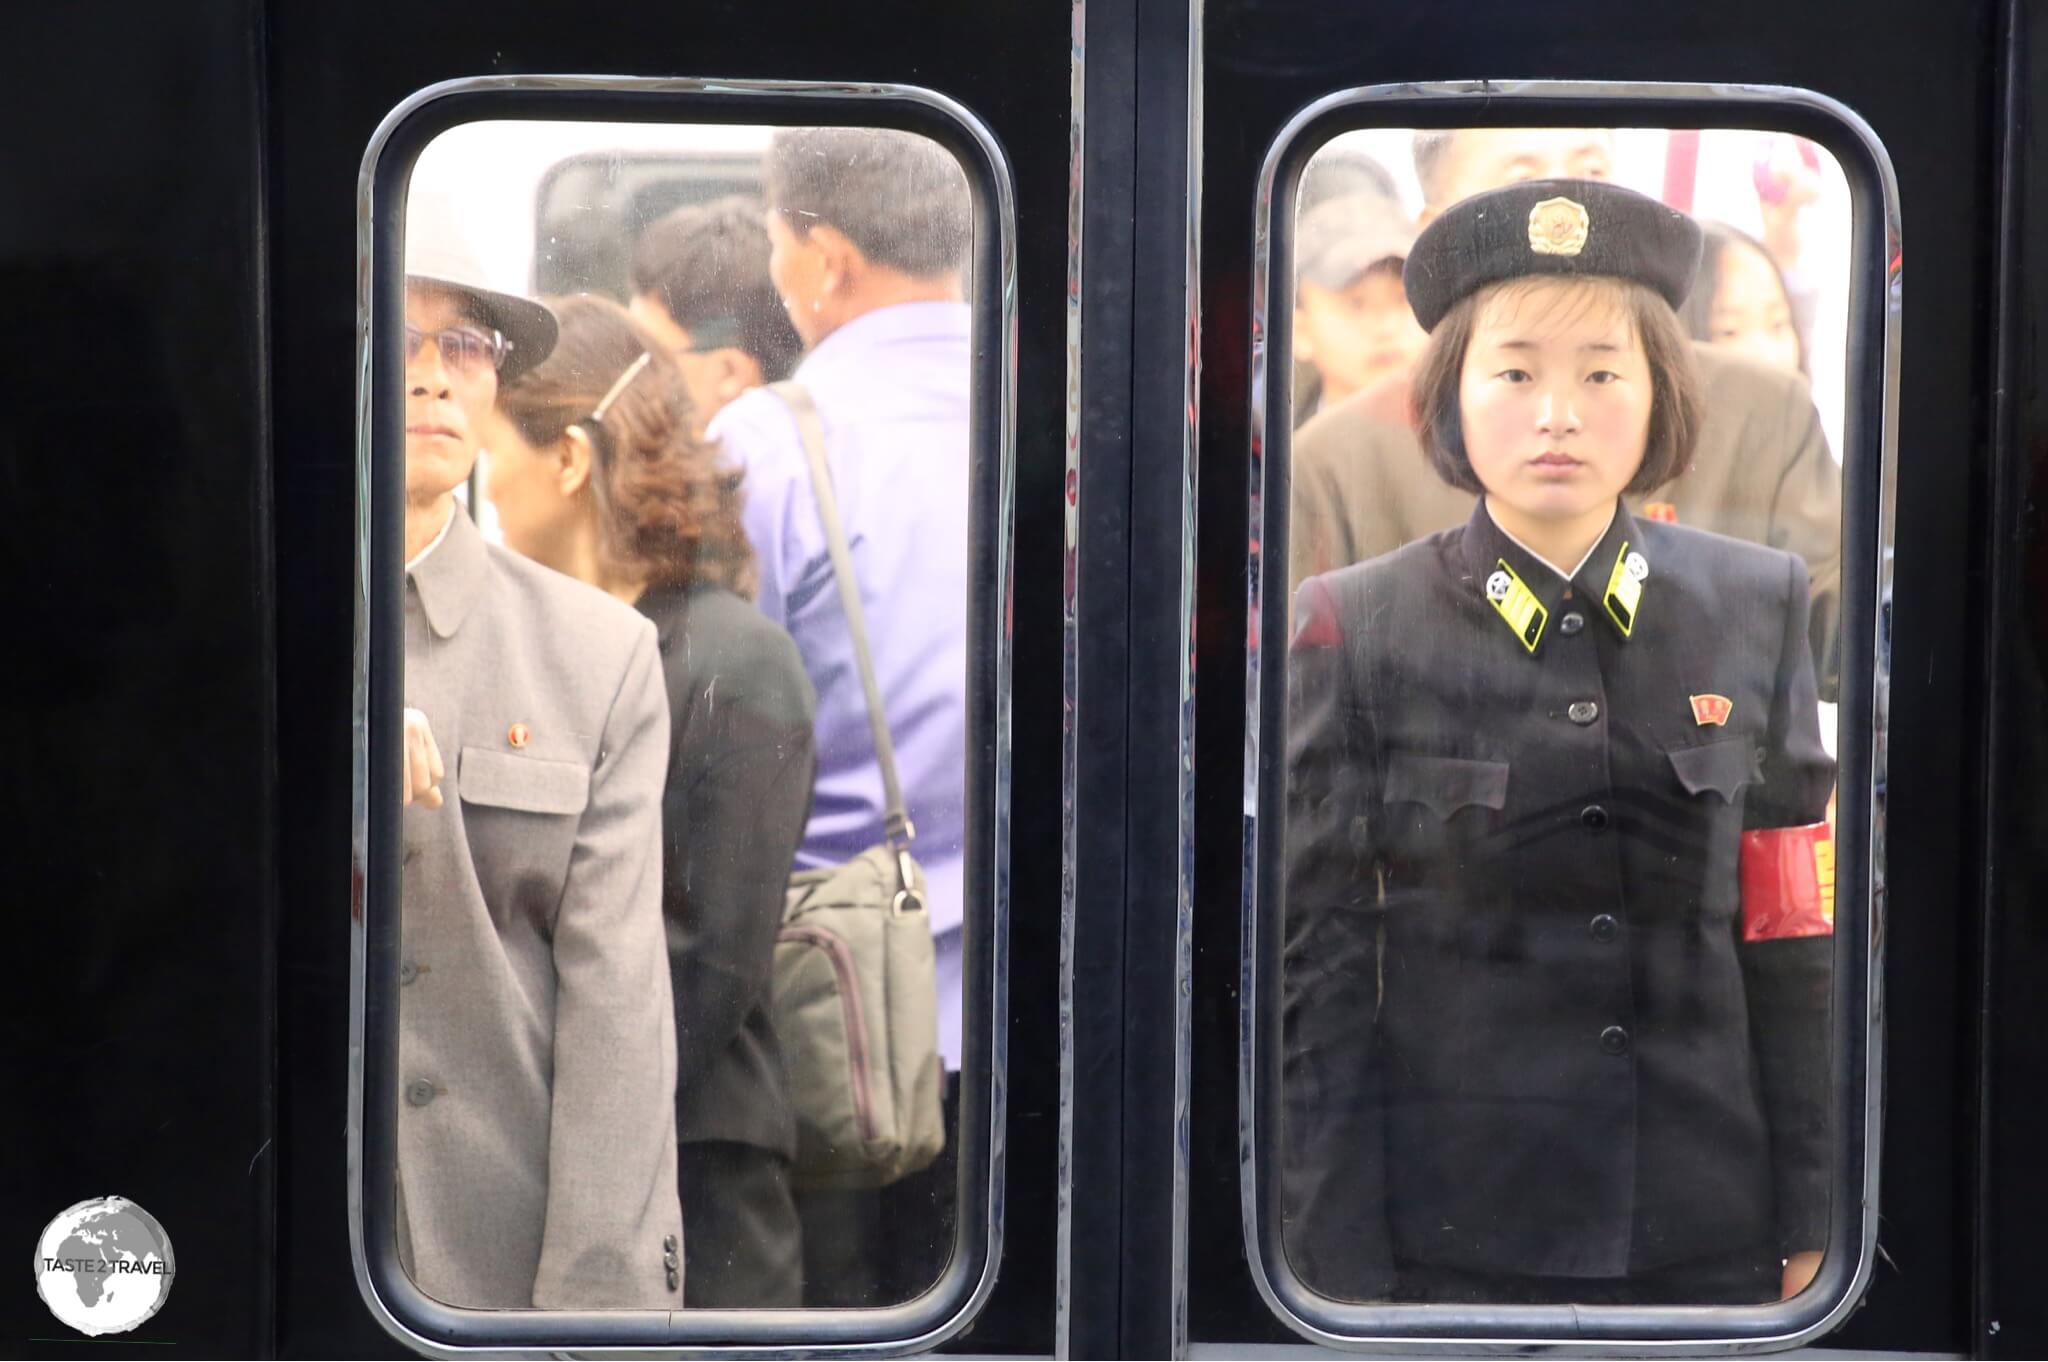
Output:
[404, 323, 511, 374]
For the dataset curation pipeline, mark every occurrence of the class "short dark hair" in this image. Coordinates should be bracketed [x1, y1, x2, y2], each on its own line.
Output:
[1412, 276, 1703, 496]
[629, 195, 803, 382]
[764, 127, 971, 277]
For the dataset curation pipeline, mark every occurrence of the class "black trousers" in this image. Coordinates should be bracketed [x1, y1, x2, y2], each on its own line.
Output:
[1392, 1243, 1781, 1307]
[676, 1141, 802, 1308]
[794, 1074, 960, 1308]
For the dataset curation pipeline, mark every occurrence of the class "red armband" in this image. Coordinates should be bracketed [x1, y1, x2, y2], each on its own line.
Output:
[1740, 823, 1835, 941]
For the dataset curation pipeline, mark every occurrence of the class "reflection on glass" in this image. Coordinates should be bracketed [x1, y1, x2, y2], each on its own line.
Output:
[1277, 130, 1849, 1310]
[393, 121, 973, 1310]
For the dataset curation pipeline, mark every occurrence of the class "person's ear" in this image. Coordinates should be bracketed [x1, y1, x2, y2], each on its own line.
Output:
[1293, 298, 1317, 364]
[558, 425, 596, 499]
[806, 222, 867, 295]
[716, 348, 766, 406]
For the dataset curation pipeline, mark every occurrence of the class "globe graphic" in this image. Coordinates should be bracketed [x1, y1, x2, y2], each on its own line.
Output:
[34, 1197, 175, 1337]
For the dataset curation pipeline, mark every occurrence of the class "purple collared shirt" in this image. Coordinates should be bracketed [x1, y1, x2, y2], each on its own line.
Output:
[709, 300, 972, 1066]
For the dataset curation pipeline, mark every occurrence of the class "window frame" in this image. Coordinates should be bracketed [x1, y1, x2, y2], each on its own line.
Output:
[1238, 78, 1898, 1351]
[350, 74, 1017, 1355]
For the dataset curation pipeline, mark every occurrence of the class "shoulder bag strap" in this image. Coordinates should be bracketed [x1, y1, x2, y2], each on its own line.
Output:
[767, 381, 914, 851]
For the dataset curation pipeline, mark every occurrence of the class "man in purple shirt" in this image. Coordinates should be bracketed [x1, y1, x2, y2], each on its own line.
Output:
[708, 125, 971, 1306]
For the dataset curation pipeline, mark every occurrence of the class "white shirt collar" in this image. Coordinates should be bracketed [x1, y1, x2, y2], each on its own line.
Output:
[405, 501, 456, 573]
[1485, 501, 1618, 583]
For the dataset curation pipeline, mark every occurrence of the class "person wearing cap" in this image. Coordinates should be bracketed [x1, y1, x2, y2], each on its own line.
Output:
[1287, 128, 1841, 703]
[629, 195, 805, 436]
[1282, 180, 1834, 1307]
[396, 215, 685, 1309]
[1290, 190, 1426, 425]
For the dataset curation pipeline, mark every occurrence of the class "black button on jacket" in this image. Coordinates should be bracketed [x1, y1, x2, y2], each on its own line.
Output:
[1281, 500, 1834, 1299]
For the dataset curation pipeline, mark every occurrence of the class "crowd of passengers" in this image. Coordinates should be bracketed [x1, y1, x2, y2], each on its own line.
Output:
[385, 122, 1843, 1310]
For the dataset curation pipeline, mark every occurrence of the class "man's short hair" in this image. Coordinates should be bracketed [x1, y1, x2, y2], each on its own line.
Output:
[764, 127, 971, 278]
[1411, 129, 1460, 208]
[630, 196, 804, 381]
[1412, 277, 1703, 496]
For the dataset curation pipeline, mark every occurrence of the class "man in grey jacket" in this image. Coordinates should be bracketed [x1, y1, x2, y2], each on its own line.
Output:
[394, 219, 685, 1309]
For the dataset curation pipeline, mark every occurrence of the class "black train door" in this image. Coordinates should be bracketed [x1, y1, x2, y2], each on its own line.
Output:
[8, 0, 1074, 1355]
[1171, 0, 2006, 1355]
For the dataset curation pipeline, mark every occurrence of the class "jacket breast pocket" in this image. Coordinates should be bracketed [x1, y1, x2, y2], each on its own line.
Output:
[1383, 754, 1510, 820]
[1666, 738, 1762, 805]
[457, 747, 590, 930]
[459, 747, 591, 815]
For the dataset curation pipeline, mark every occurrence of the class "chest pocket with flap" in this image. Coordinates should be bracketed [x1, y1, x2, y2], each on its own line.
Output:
[458, 746, 591, 815]
[1383, 753, 1511, 820]
[1666, 738, 1762, 805]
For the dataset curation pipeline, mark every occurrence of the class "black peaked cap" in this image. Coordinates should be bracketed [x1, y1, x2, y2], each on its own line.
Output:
[1402, 178, 1704, 333]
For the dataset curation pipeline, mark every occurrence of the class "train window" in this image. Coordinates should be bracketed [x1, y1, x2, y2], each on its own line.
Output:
[1244, 89, 1893, 1347]
[355, 81, 1014, 1351]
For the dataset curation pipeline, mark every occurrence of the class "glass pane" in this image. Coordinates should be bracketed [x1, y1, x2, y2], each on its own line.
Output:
[393, 119, 973, 1311]
[1275, 125, 1848, 1309]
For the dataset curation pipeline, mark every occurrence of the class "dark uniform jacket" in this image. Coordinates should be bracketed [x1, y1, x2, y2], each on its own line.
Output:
[1281, 500, 1834, 1300]
[638, 582, 818, 1157]
[1286, 344, 1843, 700]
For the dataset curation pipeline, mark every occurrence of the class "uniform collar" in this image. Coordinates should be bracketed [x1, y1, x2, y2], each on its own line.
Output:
[1489, 501, 1615, 582]
[1459, 498, 1651, 656]
[406, 499, 487, 640]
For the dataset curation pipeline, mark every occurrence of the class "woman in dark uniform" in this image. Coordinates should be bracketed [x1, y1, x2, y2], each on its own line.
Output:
[486, 296, 817, 1307]
[1281, 179, 1835, 1308]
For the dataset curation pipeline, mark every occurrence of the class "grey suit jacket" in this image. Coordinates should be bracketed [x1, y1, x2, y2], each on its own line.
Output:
[398, 504, 684, 1310]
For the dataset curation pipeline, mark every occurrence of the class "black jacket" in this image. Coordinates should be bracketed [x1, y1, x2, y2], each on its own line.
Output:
[1281, 499, 1835, 1299]
[638, 583, 817, 1155]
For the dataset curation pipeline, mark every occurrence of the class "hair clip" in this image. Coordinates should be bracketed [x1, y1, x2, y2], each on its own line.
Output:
[589, 352, 653, 424]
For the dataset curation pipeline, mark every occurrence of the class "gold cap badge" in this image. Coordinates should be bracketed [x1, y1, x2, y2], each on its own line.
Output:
[1528, 197, 1591, 257]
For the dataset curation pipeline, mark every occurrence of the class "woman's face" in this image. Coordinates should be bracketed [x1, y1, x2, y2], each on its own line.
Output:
[1707, 239, 1802, 375]
[1459, 279, 1653, 527]
[478, 408, 576, 572]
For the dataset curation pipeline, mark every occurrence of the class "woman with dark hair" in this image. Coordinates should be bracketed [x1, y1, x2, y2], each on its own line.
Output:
[1678, 221, 1808, 377]
[1282, 181, 1835, 1308]
[486, 294, 816, 1308]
